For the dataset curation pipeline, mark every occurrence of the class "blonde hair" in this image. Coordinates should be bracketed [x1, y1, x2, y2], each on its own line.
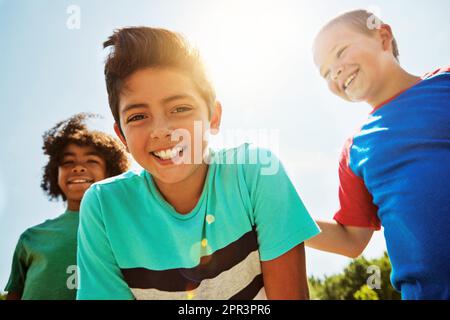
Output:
[320, 9, 400, 62]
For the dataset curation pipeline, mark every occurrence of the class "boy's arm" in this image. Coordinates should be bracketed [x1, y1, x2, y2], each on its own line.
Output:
[261, 243, 309, 300]
[305, 220, 374, 258]
[242, 146, 320, 300]
[307, 138, 380, 258]
[4, 236, 27, 299]
[6, 292, 21, 300]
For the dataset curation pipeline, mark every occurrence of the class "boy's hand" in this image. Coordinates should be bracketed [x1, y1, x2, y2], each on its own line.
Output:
[261, 243, 309, 300]
[305, 220, 374, 258]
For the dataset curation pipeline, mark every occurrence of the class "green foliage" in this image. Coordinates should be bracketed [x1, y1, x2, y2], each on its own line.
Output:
[354, 285, 379, 300]
[0, 292, 6, 300]
[308, 252, 401, 300]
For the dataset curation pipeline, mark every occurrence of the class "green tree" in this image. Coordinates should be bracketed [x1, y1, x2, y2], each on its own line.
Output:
[308, 252, 401, 300]
[354, 285, 379, 300]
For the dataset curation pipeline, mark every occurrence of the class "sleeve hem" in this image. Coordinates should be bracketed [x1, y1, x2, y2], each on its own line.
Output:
[334, 213, 381, 231]
[259, 225, 321, 262]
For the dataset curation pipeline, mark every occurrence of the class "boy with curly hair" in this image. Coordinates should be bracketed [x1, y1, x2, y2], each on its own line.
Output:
[4, 113, 130, 300]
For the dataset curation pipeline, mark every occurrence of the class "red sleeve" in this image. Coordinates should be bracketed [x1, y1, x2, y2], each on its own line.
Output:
[333, 138, 381, 230]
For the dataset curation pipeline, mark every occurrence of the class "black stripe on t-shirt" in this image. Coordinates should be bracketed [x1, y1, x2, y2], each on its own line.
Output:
[229, 273, 264, 300]
[120, 228, 259, 292]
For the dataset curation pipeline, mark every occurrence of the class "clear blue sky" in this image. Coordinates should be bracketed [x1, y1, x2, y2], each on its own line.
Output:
[0, 0, 449, 291]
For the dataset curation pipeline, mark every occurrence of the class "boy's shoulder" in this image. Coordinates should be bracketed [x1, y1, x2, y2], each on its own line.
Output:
[83, 169, 151, 205]
[213, 143, 282, 180]
[20, 211, 73, 241]
[400, 65, 450, 101]
[213, 142, 252, 157]
[368, 65, 450, 117]
[422, 65, 450, 80]
[213, 143, 278, 166]
[90, 169, 146, 189]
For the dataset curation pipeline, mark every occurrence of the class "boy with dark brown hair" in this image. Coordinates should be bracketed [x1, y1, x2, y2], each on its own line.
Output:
[76, 27, 320, 300]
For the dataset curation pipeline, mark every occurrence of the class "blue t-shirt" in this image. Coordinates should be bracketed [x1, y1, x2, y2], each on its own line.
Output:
[334, 67, 450, 299]
[77, 144, 320, 300]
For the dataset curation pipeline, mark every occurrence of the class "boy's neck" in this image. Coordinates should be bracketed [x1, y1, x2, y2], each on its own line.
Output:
[368, 63, 421, 109]
[154, 163, 209, 215]
[67, 200, 80, 212]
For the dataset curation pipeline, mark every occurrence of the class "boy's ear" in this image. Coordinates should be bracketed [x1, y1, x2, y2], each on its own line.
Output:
[209, 101, 222, 135]
[114, 123, 129, 152]
[378, 24, 394, 53]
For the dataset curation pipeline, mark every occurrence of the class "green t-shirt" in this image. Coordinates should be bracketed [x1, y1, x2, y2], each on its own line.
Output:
[5, 210, 79, 300]
[77, 144, 320, 300]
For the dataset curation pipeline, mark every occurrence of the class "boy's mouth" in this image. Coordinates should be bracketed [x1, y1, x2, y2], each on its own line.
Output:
[150, 146, 186, 161]
[67, 178, 94, 185]
[343, 70, 359, 92]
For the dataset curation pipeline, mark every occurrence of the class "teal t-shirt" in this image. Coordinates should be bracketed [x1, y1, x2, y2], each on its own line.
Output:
[5, 210, 79, 300]
[77, 144, 320, 300]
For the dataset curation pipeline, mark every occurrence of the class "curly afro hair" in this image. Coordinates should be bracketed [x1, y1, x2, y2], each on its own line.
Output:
[41, 113, 130, 201]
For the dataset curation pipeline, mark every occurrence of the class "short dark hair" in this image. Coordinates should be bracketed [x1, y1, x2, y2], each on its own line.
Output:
[103, 27, 216, 129]
[41, 113, 130, 201]
[320, 9, 400, 62]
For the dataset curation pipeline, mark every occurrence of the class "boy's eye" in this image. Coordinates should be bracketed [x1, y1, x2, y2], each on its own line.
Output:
[61, 160, 74, 166]
[323, 71, 330, 79]
[172, 106, 192, 114]
[337, 46, 347, 58]
[126, 114, 147, 123]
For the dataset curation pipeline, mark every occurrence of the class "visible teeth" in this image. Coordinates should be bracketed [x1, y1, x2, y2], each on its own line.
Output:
[152, 147, 183, 160]
[70, 179, 91, 184]
[344, 72, 357, 90]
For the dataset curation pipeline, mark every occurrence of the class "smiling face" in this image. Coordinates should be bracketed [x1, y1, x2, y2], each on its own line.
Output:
[313, 23, 394, 105]
[114, 67, 221, 186]
[58, 143, 107, 211]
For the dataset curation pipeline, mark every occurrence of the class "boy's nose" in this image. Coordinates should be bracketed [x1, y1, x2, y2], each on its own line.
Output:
[150, 123, 172, 140]
[72, 165, 86, 173]
[331, 67, 343, 81]
[150, 130, 172, 141]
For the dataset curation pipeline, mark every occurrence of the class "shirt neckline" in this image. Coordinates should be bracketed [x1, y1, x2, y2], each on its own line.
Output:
[144, 150, 216, 221]
[64, 209, 79, 215]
